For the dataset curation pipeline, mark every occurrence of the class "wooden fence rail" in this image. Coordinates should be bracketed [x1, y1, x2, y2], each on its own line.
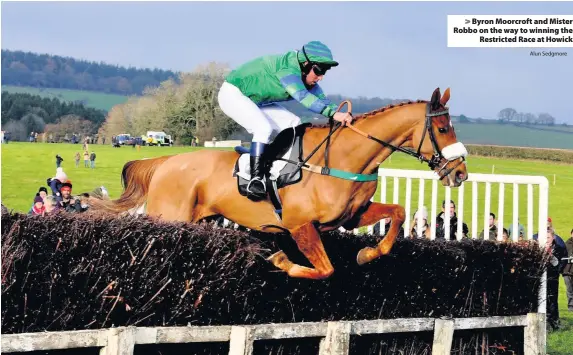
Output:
[1, 313, 545, 355]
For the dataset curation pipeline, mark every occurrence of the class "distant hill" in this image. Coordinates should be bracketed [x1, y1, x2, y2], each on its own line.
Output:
[1, 85, 128, 112]
[1, 49, 179, 95]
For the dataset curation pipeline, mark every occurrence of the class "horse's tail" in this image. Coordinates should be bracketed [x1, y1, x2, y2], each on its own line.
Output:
[91, 155, 173, 214]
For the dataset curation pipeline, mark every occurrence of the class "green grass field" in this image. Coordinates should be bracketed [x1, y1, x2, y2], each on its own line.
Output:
[1, 85, 129, 112]
[1, 142, 572, 353]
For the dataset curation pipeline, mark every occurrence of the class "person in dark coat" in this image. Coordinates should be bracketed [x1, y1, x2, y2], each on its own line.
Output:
[534, 219, 568, 331]
[47, 168, 68, 205]
[563, 229, 573, 313]
[60, 182, 81, 213]
[435, 199, 469, 240]
[55, 154, 64, 168]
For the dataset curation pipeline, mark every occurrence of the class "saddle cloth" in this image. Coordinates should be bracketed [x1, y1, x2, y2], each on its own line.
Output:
[235, 145, 293, 181]
[232, 123, 311, 213]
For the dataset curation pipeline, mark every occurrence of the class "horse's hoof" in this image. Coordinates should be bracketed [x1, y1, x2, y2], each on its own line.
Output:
[266, 250, 285, 262]
[266, 250, 293, 272]
[357, 247, 379, 265]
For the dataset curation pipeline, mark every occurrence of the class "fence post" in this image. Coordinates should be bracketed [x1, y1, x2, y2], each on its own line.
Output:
[99, 327, 136, 355]
[431, 318, 455, 355]
[318, 321, 351, 355]
[228, 326, 254, 355]
[524, 313, 545, 355]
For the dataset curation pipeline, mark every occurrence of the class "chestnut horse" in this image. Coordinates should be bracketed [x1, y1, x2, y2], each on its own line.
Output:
[91, 87, 468, 280]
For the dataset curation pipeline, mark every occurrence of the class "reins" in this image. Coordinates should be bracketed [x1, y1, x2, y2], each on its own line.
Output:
[282, 100, 464, 182]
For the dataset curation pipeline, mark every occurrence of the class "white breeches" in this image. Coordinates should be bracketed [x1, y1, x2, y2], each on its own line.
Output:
[217, 81, 301, 144]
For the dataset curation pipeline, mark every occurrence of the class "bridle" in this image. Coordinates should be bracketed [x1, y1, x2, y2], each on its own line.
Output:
[300, 100, 466, 181]
[411, 103, 466, 179]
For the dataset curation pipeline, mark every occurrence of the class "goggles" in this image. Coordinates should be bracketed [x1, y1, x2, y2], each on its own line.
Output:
[302, 46, 330, 76]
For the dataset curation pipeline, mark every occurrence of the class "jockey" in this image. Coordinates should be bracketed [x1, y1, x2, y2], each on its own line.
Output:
[218, 41, 353, 201]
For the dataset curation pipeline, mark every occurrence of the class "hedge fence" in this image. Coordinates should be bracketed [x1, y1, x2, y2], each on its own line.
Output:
[1, 211, 550, 354]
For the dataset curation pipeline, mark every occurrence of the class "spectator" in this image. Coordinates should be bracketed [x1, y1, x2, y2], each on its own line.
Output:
[29, 196, 45, 216]
[60, 182, 79, 212]
[544, 227, 568, 331]
[508, 219, 526, 240]
[517, 229, 526, 242]
[533, 218, 566, 248]
[43, 195, 59, 214]
[90, 151, 96, 169]
[79, 193, 90, 212]
[479, 213, 498, 240]
[38, 187, 48, 200]
[55, 154, 63, 168]
[501, 228, 510, 243]
[66, 196, 83, 213]
[435, 200, 469, 240]
[563, 229, 573, 313]
[47, 168, 68, 205]
[75, 152, 81, 168]
[29, 187, 48, 212]
[83, 151, 89, 167]
[410, 206, 430, 239]
[90, 186, 110, 200]
[372, 217, 405, 239]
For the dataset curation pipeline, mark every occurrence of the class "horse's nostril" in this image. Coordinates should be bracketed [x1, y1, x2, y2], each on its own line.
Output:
[456, 171, 466, 182]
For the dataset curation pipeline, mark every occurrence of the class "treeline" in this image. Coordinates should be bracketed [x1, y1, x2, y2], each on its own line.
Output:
[1, 91, 105, 141]
[1, 49, 179, 95]
[99, 63, 240, 145]
[98, 62, 416, 145]
[497, 107, 557, 125]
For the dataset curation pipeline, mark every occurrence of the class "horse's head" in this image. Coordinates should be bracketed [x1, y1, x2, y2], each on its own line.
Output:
[411, 88, 468, 187]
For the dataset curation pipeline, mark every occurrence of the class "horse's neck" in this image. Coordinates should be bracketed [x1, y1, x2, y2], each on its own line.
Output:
[315, 104, 423, 174]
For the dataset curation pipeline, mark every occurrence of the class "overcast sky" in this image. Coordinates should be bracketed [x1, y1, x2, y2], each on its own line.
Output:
[2, 1, 572, 123]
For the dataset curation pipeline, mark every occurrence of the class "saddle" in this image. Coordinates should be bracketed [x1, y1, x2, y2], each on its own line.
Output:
[233, 123, 312, 216]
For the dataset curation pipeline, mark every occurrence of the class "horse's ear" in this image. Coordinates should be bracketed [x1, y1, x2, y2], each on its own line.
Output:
[440, 88, 450, 106]
[430, 88, 441, 110]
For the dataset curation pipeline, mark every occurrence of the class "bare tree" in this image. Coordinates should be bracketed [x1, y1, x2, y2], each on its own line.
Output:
[97, 62, 240, 145]
[537, 113, 555, 125]
[497, 108, 517, 122]
[523, 113, 536, 124]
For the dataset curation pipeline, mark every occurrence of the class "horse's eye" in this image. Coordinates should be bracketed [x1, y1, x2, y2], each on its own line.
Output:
[438, 127, 448, 134]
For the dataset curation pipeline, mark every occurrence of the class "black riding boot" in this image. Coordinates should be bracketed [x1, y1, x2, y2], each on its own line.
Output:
[247, 142, 268, 201]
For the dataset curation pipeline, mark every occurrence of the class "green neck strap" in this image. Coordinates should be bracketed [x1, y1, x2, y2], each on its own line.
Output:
[310, 166, 378, 182]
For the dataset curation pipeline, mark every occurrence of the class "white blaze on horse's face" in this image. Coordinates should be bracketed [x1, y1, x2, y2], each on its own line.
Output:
[441, 142, 468, 161]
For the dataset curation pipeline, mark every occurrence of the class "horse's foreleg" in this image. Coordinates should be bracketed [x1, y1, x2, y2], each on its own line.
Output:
[267, 222, 334, 280]
[343, 202, 405, 265]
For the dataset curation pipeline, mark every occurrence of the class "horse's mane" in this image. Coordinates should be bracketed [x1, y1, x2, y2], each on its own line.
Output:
[310, 99, 428, 129]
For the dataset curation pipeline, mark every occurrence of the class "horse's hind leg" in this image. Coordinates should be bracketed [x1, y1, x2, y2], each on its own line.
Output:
[267, 222, 334, 280]
[342, 202, 406, 265]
